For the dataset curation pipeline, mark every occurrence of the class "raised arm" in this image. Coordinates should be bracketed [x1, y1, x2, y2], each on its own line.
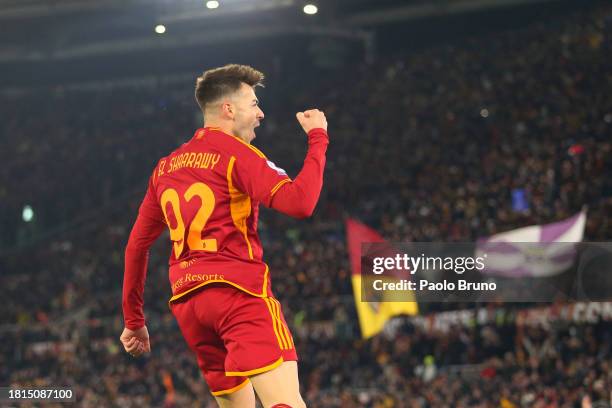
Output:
[270, 110, 328, 218]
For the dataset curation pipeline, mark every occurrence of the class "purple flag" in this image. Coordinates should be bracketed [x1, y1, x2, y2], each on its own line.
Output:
[476, 211, 586, 277]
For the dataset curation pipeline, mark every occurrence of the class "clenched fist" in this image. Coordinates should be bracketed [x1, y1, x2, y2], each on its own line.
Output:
[296, 109, 327, 133]
[120, 326, 151, 357]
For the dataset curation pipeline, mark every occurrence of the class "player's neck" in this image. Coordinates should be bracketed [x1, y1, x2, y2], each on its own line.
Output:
[203, 122, 231, 134]
[203, 122, 249, 144]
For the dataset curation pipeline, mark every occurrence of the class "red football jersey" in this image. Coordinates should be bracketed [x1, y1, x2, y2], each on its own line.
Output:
[123, 126, 329, 330]
[141, 127, 290, 299]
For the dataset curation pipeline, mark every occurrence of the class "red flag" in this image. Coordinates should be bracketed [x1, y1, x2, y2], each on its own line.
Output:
[346, 218, 418, 338]
[346, 218, 385, 277]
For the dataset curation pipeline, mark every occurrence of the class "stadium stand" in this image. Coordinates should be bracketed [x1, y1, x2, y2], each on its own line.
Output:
[1, 3, 611, 407]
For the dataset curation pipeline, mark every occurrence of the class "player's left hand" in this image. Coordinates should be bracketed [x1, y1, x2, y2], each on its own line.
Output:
[120, 326, 151, 357]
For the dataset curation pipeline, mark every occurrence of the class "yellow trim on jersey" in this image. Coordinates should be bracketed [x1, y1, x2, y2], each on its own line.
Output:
[210, 379, 250, 396]
[202, 127, 266, 157]
[168, 270, 268, 303]
[227, 134, 267, 158]
[271, 298, 294, 349]
[227, 156, 254, 260]
[264, 298, 287, 350]
[226, 357, 284, 377]
[262, 263, 269, 297]
[195, 129, 206, 140]
[270, 179, 291, 197]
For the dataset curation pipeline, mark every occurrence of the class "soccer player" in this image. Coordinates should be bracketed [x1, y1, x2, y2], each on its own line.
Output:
[119, 64, 328, 408]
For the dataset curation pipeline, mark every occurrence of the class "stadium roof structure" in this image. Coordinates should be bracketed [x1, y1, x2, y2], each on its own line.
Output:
[1, 0, 599, 88]
[0, 0, 571, 62]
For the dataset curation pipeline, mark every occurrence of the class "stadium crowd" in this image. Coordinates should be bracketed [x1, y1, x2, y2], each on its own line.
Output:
[1, 3, 611, 407]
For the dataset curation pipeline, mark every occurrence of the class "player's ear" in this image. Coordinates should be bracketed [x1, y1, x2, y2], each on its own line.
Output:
[221, 101, 234, 119]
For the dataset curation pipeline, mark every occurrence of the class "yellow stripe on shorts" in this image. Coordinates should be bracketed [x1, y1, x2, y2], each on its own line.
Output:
[264, 298, 287, 350]
[271, 298, 294, 349]
[269, 298, 290, 349]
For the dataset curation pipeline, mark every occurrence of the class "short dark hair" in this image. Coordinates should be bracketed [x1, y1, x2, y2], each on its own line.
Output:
[195, 64, 265, 111]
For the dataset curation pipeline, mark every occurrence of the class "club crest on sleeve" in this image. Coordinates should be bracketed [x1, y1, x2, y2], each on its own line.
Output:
[266, 160, 287, 176]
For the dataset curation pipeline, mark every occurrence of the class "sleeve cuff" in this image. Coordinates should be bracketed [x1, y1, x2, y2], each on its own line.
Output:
[307, 128, 328, 139]
[124, 318, 145, 330]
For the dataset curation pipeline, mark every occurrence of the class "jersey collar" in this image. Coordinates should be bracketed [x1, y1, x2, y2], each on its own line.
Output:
[193, 127, 224, 140]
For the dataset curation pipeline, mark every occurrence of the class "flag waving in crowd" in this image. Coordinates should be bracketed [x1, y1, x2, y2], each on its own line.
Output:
[476, 210, 587, 278]
[346, 218, 418, 339]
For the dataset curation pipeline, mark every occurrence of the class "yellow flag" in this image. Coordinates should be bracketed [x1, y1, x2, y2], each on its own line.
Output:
[346, 218, 418, 339]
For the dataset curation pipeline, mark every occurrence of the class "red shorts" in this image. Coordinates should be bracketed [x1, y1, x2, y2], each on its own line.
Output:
[169, 284, 298, 396]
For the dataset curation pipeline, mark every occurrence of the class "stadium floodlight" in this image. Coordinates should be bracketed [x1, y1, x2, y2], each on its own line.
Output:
[22, 205, 34, 222]
[155, 24, 166, 34]
[303, 4, 318, 15]
[206, 0, 220, 9]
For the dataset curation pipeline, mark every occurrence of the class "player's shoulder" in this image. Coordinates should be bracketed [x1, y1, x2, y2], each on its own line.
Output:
[208, 128, 268, 161]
